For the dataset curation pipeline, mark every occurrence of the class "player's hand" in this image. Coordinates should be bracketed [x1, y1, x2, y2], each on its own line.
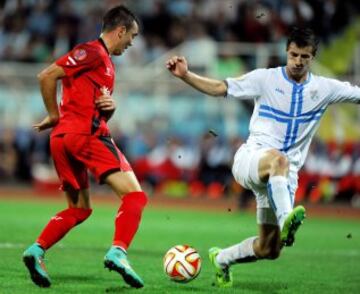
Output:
[33, 115, 59, 132]
[96, 87, 116, 120]
[96, 87, 116, 112]
[166, 56, 188, 78]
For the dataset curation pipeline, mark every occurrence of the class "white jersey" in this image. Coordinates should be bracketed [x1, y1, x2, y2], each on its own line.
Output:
[226, 66, 360, 174]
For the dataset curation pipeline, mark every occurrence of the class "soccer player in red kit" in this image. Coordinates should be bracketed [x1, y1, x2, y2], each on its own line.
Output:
[22, 6, 147, 289]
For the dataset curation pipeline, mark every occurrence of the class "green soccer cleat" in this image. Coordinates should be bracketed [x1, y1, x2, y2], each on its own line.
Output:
[104, 246, 144, 288]
[281, 205, 306, 247]
[22, 243, 51, 288]
[208, 247, 233, 288]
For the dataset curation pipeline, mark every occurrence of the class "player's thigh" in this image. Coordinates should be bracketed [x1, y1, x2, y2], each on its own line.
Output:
[258, 149, 289, 181]
[63, 134, 128, 183]
[104, 171, 142, 197]
[232, 144, 272, 189]
[50, 135, 89, 191]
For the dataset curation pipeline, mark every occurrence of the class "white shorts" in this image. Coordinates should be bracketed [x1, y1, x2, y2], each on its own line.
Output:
[232, 144, 298, 225]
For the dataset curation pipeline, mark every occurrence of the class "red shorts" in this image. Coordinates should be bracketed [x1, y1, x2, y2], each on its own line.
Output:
[50, 134, 132, 190]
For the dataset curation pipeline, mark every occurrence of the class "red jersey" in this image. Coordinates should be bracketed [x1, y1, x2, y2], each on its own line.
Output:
[52, 39, 115, 137]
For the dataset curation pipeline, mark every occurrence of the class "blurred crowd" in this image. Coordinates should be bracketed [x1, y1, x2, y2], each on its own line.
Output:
[1, 0, 360, 207]
[1, 126, 360, 207]
[1, 0, 359, 63]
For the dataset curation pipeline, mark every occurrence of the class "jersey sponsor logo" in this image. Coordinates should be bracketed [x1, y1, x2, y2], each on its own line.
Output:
[275, 88, 285, 95]
[73, 48, 87, 61]
[105, 67, 112, 76]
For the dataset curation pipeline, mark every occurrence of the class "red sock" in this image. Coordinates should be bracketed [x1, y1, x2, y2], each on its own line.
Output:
[36, 208, 92, 249]
[113, 191, 148, 250]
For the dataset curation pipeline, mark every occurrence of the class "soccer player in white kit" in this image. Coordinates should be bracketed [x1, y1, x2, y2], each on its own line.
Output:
[166, 27, 360, 287]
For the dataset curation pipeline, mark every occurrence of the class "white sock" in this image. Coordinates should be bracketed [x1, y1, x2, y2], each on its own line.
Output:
[267, 176, 293, 229]
[216, 237, 257, 268]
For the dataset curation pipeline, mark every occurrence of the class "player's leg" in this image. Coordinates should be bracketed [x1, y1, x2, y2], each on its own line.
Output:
[36, 187, 92, 250]
[211, 208, 280, 287]
[105, 171, 147, 250]
[258, 149, 305, 245]
[23, 135, 92, 288]
[209, 145, 295, 287]
[35, 135, 93, 250]
[253, 209, 281, 258]
[209, 145, 259, 287]
[80, 135, 147, 288]
[63, 134, 147, 288]
[214, 226, 279, 264]
[102, 171, 147, 288]
[258, 149, 292, 229]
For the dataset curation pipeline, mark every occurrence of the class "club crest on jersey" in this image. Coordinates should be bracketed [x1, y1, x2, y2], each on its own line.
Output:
[73, 49, 87, 61]
[310, 90, 319, 101]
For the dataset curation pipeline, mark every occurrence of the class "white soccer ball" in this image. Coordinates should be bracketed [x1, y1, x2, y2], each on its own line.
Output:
[163, 245, 201, 283]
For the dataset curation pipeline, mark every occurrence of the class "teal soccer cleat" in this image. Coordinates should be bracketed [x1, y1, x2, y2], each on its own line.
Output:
[23, 243, 51, 288]
[104, 246, 144, 288]
[208, 247, 233, 288]
[281, 205, 306, 246]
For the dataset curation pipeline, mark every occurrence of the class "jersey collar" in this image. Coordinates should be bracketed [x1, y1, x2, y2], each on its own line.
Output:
[281, 66, 311, 86]
[98, 38, 110, 55]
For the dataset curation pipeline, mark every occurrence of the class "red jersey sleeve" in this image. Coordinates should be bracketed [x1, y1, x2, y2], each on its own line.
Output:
[56, 44, 102, 77]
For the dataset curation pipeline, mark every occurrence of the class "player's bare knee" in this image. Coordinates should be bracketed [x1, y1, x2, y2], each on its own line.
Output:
[256, 246, 280, 259]
[266, 248, 281, 260]
[77, 202, 91, 209]
[255, 246, 271, 259]
[120, 185, 143, 197]
[269, 152, 289, 177]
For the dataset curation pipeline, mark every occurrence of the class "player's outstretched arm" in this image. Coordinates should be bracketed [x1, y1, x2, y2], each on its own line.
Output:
[34, 63, 66, 132]
[166, 56, 227, 97]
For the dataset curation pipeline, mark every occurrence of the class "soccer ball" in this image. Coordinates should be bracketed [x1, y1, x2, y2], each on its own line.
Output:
[163, 245, 201, 283]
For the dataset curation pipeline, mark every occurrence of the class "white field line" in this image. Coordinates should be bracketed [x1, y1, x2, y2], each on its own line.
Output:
[0, 242, 25, 248]
[289, 249, 360, 257]
[0, 242, 65, 249]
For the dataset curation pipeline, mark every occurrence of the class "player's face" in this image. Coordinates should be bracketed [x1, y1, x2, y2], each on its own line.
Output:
[114, 21, 139, 56]
[286, 42, 314, 82]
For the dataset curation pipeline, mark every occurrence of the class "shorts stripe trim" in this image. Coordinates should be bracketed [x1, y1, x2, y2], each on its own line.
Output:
[98, 136, 120, 161]
[99, 168, 121, 184]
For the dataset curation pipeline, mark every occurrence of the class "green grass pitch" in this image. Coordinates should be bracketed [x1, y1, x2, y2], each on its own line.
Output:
[0, 197, 359, 293]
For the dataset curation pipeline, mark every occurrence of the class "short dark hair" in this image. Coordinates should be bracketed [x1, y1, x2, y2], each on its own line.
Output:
[102, 5, 139, 32]
[286, 27, 319, 56]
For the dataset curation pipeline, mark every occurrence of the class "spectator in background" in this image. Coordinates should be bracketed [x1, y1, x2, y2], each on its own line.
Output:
[1, 0, 359, 63]
[27, 1, 52, 38]
[182, 22, 217, 73]
[13, 127, 35, 181]
[0, 14, 30, 60]
[0, 128, 17, 181]
[198, 133, 232, 187]
[280, 0, 314, 28]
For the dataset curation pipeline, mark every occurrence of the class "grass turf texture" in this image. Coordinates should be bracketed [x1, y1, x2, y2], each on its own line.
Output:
[0, 198, 359, 294]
